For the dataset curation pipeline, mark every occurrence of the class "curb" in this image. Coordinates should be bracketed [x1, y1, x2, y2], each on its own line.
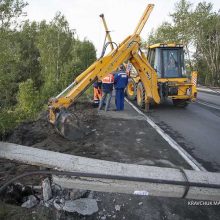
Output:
[125, 98, 206, 171]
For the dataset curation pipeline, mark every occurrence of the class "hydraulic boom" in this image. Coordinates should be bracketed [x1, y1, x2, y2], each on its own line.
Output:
[48, 4, 160, 139]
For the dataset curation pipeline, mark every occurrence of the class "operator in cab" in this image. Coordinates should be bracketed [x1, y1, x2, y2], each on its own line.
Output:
[165, 53, 178, 77]
[114, 65, 128, 111]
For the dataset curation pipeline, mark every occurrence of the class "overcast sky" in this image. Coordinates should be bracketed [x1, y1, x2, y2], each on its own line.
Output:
[26, 0, 220, 55]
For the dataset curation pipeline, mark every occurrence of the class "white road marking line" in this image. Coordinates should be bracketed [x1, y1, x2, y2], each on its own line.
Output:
[197, 88, 220, 95]
[125, 98, 206, 171]
[197, 100, 220, 110]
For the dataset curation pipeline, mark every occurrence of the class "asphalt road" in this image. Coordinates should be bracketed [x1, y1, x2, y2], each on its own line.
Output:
[197, 90, 220, 109]
[148, 91, 220, 172]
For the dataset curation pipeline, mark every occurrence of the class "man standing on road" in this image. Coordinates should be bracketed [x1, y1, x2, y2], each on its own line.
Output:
[114, 65, 128, 111]
[98, 72, 114, 111]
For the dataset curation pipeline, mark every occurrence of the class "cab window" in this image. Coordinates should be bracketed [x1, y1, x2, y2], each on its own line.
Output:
[162, 49, 182, 78]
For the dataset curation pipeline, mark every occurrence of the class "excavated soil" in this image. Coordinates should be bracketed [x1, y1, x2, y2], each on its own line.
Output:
[3, 100, 189, 167]
[5, 101, 97, 151]
[1, 100, 220, 220]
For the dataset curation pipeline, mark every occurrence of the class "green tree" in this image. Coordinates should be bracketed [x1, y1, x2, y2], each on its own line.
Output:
[37, 13, 96, 98]
[147, 22, 178, 45]
[0, 0, 28, 30]
[0, 0, 28, 107]
[37, 13, 74, 97]
[0, 30, 20, 107]
[193, 3, 220, 85]
[146, 0, 220, 86]
[17, 21, 41, 87]
[15, 78, 41, 119]
[0, 5, 97, 136]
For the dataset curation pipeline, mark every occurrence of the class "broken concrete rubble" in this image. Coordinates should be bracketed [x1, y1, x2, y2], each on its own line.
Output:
[69, 189, 88, 200]
[42, 178, 52, 201]
[2, 180, 99, 216]
[21, 195, 38, 208]
[63, 198, 98, 215]
[53, 198, 65, 210]
[115, 204, 121, 211]
[1, 101, 220, 219]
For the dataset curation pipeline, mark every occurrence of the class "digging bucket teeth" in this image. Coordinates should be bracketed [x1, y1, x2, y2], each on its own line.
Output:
[54, 109, 84, 141]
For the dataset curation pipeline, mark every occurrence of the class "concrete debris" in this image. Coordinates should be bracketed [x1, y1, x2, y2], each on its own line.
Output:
[61, 188, 70, 200]
[21, 195, 38, 208]
[51, 184, 67, 199]
[136, 138, 142, 143]
[42, 178, 52, 201]
[115, 204, 121, 211]
[87, 191, 94, 199]
[63, 198, 98, 215]
[138, 202, 143, 206]
[137, 131, 145, 135]
[53, 198, 65, 210]
[44, 198, 54, 208]
[101, 216, 106, 220]
[69, 189, 88, 200]
[133, 190, 149, 196]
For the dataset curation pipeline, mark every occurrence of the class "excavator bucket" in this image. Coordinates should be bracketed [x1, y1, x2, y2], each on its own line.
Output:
[54, 109, 84, 141]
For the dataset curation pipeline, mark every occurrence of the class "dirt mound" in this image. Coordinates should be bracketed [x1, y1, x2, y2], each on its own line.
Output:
[6, 101, 97, 153]
[1, 100, 220, 220]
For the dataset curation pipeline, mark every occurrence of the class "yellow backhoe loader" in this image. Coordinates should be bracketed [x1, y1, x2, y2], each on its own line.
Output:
[48, 4, 197, 139]
[98, 9, 197, 108]
[126, 43, 197, 108]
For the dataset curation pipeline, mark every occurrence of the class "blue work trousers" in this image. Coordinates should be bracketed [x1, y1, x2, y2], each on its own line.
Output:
[115, 88, 125, 110]
[99, 91, 112, 111]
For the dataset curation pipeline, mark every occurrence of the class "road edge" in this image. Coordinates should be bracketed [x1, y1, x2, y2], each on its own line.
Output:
[196, 100, 220, 110]
[197, 88, 220, 95]
[125, 98, 206, 171]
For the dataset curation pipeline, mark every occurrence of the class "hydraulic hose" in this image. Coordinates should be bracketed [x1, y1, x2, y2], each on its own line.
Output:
[99, 41, 118, 59]
[1, 169, 220, 199]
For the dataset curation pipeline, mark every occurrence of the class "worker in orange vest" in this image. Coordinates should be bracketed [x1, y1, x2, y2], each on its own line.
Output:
[93, 81, 102, 107]
[98, 73, 114, 111]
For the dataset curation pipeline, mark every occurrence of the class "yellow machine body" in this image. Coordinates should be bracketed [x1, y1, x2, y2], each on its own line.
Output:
[126, 43, 197, 107]
[49, 4, 160, 125]
[48, 4, 197, 135]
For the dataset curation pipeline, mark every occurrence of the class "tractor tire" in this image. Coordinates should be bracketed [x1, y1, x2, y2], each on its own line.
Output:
[136, 81, 145, 108]
[172, 99, 188, 108]
[126, 78, 137, 101]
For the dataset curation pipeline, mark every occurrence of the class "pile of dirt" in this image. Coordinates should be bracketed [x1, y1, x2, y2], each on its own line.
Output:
[1, 100, 220, 219]
[2, 99, 192, 168]
[5, 101, 97, 153]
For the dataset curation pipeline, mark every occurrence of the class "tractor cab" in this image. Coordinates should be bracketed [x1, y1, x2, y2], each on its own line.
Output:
[125, 42, 197, 108]
[147, 43, 186, 79]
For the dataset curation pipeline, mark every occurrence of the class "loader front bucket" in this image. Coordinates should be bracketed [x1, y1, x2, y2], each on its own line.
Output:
[55, 109, 84, 141]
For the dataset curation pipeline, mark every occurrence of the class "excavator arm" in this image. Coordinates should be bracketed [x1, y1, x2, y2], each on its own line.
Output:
[130, 50, 160, 107]
[99, 13, 114, 51]
[48, 4, 160, 138]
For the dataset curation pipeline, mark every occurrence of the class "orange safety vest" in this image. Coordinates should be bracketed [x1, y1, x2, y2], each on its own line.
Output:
[93, 87, 102, 102]
[102, 73, 114, 84]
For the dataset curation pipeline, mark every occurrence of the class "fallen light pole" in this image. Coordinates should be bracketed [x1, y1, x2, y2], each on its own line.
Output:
[0, 142, 220, 201]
